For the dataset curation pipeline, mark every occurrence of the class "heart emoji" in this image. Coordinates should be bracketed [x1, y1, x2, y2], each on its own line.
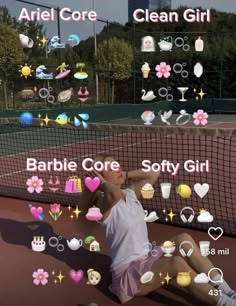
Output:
[208, 227, 223, 241]
[30, 206, 44, 220]
[69, 269, 84, 283]
[84, 177, 101, 192]
[194, 183, 209, 198]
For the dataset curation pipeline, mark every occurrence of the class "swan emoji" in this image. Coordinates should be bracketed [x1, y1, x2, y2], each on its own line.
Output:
[141, 89, 156, 102]
[159, 110, 173, 125]
[144, 210, 159, 223]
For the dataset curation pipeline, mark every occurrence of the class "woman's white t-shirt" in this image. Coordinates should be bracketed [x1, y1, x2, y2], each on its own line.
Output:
[101, 188, 149, 271]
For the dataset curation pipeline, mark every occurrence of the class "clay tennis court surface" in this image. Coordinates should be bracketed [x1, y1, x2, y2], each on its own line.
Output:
[0, 120, 235, 305]
[0, 196, 235, 306]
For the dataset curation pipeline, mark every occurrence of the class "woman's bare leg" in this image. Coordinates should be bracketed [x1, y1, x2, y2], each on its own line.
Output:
[137, 256, 219, 305]
[172, 233, 219, 279]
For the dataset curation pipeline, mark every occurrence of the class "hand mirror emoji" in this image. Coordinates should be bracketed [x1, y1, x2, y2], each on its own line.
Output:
[86, 207, 103, 221]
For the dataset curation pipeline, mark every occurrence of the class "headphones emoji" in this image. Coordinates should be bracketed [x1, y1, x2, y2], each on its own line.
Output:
[180, 207, 195, 223]
[179, 241, 194, 257]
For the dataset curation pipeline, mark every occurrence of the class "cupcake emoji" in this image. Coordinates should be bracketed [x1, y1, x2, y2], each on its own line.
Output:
[141, 62, 151, 78]
[141, 183, 155, 199]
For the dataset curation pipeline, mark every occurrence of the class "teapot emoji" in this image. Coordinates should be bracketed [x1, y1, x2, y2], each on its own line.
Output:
[86, 206, 103, 221]
[67, 238, 83, 251]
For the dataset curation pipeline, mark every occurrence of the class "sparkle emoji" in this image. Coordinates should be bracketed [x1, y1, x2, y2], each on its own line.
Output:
[51, 270, 65, 284]
[193, 88, 207, 100]
[164, 272, 172, 285]
[87, 269, 101, 286]
[19, 64, 33, 78]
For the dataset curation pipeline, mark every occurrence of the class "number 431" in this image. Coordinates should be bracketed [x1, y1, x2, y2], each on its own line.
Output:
[208, 289, 222, 296]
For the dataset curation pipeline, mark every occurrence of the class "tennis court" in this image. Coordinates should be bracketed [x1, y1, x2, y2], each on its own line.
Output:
[0, 115, 236, 306]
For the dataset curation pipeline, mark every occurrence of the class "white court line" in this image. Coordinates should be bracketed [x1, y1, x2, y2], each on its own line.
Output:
[206, 122, 228, 127]
[0, 128, 54, 135]
[0, 170, 26, 177]
[0, 137, 157, 178]
[167, 121, 236, 128]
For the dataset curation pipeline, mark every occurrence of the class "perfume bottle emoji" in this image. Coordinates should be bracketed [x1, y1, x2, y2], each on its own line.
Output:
[195, 36, 204, 52]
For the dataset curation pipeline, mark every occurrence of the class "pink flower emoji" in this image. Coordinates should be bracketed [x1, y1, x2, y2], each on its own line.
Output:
[193, 109, 208, 126]
[26, 176, 43, 193]
[32, 268, 49, 285]
[155, 62, 171, 78]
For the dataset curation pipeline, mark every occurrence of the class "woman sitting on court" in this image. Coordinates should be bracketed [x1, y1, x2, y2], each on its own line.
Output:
[80, 154, 236, 305]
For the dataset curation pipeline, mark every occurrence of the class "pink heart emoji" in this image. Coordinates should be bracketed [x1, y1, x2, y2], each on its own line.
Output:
[84, 177, 101, 192]
[30, 206, 43, 220]
[69, 270, 84, 283]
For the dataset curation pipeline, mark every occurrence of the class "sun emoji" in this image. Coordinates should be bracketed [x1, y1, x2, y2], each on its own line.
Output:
[199, 208, 208, 214]
[19, 64, 34, 78]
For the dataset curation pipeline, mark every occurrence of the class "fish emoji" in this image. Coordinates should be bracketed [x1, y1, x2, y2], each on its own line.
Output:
[55, 113, 70, 125]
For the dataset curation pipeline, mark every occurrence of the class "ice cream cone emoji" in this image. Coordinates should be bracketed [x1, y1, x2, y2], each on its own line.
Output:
[141, 62, 151, 78]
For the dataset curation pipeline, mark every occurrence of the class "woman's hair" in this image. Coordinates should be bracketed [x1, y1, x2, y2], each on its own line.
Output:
[79, 154, 112, 212]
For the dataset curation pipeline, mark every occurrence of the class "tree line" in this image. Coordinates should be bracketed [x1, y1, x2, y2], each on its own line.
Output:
[0, 5, 235, 108]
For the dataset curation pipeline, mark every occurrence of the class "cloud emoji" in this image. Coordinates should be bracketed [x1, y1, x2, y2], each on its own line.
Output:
[197, 211, 214, 223]
[194, 273, 209, 284]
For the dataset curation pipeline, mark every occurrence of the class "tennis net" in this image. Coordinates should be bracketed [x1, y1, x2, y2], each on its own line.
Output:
[0, 118, 235, 236]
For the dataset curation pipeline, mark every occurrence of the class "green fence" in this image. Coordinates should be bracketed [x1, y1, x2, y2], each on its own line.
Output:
[0, 99, 236, 123]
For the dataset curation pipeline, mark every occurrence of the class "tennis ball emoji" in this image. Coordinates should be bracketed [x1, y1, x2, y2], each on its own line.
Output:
[176, 184, 192, 198]
[88, 304, 98, 306]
